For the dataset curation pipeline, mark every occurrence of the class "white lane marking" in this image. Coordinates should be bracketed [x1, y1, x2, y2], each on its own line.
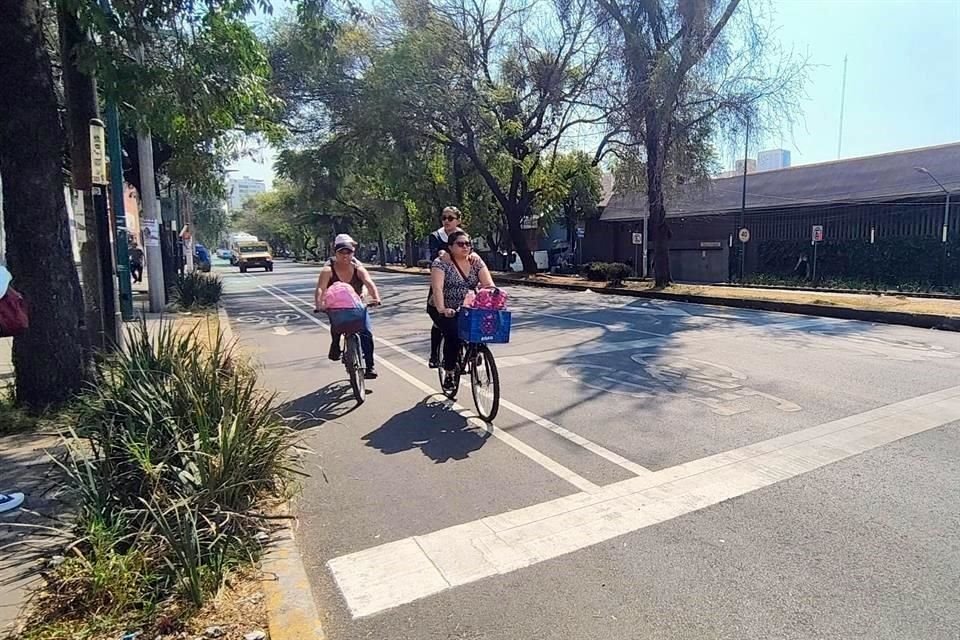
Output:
[266, 284, 653, 479]
[272, 326, 294, 336]
[255, 283, 600, 494]
[328, 384, 960, 618]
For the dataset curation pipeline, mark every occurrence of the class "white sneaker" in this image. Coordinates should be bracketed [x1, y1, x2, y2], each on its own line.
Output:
[0, 492, 25, 514]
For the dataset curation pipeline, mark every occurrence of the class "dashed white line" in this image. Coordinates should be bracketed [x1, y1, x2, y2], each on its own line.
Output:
[256, 282, 601, 494]
[263, 283, 654, 480]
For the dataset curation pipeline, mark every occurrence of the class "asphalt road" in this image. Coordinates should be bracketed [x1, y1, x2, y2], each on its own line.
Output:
[220, 260, 960, 640]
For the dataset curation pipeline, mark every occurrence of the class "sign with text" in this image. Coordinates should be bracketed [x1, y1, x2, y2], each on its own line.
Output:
[89, 120, 108, 185]
[738, 228, 751, 243]
[632, 232, 643, 245]
[812, 225, 824, 243]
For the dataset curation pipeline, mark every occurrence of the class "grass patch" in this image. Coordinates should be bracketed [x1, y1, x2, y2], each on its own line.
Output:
[15, 318, 296, 639]
[0, 385, 39, 435]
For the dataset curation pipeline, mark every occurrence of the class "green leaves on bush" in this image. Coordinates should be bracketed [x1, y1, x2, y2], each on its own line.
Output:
[49, 319, 295, 620]
[173, 272, 223, 309]
[582, 262, 632, 286]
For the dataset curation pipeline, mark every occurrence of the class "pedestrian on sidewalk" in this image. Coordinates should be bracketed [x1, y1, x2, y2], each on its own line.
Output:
[129, 241, 144, 283]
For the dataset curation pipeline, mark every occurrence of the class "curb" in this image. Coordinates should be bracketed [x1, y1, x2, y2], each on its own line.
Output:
[370, 266, 960, 332]
[261, 509, 326, 640]
[219, 304, 326, 640]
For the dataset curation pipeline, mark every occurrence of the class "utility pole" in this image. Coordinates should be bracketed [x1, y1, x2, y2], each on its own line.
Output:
[59, 6, 118, 348]
[138, 131, 165, 312]
[99, 0, 133, 321]
[739, 121, 750, 281]
[837, 55, 848, 160]
[915, 167, 953, 286]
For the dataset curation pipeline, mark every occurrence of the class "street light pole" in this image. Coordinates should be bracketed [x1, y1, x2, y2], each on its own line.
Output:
[739, 121, 750, 281]
[915, 167, 953, 287]
[915, 167, 951, 244]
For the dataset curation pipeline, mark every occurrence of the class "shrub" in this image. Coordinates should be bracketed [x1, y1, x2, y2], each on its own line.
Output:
[173, 272, 223, 309]
[582, 262, 631, 286]
[38, 318, 295, 630]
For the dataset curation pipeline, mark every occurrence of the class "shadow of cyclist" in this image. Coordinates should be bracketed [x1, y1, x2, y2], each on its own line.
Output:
[278, 382, 361, 430]
[362, 397, 491, 463]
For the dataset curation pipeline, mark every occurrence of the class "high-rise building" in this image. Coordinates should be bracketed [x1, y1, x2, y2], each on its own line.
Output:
[228, 176, 267, 211]
[735, 158, 757, 174]
[757, 149, 791, 172]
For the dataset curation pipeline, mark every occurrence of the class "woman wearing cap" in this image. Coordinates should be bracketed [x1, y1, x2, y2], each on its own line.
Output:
[426, 206, 479, 368]
[429, 229, 494, 390]
[315, 233, 382, 379]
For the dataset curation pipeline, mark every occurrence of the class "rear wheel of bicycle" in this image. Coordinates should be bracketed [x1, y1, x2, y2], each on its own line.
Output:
[346, 335, 365, 404]
[436, 335, 461, 400]
[470, 344, 500, 421]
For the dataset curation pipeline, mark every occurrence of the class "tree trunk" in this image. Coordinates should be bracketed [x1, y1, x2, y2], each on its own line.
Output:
[504, 203, 537, 273]
[377, 230, 386, 267]
[645, 130, 672, 287]
[0, 0, 90, 410]
[403, 207, 415, 267]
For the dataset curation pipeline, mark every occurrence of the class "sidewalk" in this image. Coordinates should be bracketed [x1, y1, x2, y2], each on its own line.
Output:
[0, 338, 65, 638]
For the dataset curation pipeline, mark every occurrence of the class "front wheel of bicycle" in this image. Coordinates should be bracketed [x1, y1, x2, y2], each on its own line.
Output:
[345, 334, 365, 404]
[470, 344, 500, 421]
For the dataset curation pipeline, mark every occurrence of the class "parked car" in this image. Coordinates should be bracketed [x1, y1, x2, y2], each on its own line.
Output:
[216, 248, 232, 260]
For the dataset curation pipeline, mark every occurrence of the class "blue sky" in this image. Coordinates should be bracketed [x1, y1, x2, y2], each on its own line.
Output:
[230, 0, 960, 186]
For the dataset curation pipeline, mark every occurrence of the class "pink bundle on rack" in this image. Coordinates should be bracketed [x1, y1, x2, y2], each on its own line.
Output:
[470, 287, 508, 310]
[323, 281, 364, 309]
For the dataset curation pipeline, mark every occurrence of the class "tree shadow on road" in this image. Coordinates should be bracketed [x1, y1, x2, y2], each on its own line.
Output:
[277, 382, 361, 430]
[361, 397, 491, 463]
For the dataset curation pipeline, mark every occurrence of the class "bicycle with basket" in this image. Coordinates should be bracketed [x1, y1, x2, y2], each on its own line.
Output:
[326, 305, 371, 404]
[438, 287, 511, 422]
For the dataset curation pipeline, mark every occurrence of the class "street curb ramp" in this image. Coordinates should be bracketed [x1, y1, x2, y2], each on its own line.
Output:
[372, 267, 960, 332]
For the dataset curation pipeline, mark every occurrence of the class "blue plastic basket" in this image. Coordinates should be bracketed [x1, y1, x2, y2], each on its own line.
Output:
[457, 308, 511, 344]
[327, 307, 367, 334]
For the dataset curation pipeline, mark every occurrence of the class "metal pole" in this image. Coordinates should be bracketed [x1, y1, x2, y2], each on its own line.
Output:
[837, 54, 848, 160]
[642, 216, 649, 278]
[739, 122, 749, 281]
[812, 240, 818, 282]
[943, 192, 951, 244]
[138, 130, 165, 312]
[104, 102, 133, 320]
[97, 0, 132, 320]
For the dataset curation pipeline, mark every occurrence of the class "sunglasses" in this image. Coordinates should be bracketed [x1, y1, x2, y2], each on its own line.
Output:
[454, 241, 472, 248]
[442, 215, 460, 222]
[336, 247, 355, 254]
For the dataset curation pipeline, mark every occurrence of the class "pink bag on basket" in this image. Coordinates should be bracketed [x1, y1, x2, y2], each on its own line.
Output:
[323, 281, 363, 309]
[472, 287, 508, 310]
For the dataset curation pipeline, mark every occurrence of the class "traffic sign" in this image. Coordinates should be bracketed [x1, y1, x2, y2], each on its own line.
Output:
[632, 232, 643, 245]
[576, 227, 585, 238]
[738, 228, 751, 243]
[812, 225, 824, 243]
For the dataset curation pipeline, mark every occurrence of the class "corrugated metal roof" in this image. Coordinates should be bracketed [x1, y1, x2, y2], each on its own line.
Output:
[602, 142, 960, 222]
